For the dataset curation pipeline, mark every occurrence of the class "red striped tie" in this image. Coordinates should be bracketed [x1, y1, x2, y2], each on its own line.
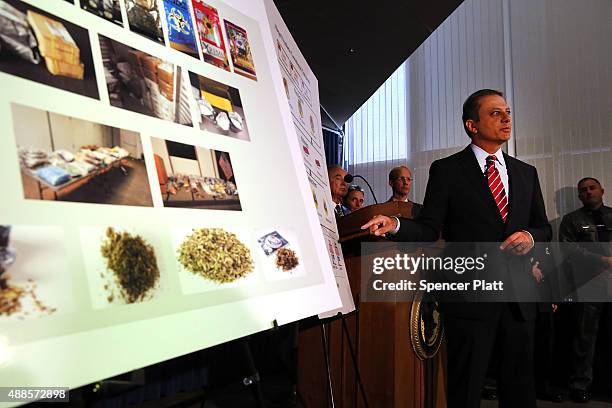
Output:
[486, 155, 508, 222]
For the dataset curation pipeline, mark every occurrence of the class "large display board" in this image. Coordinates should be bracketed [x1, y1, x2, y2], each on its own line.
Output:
[264, 0, 354, 316]
[0, 0, 341, 393]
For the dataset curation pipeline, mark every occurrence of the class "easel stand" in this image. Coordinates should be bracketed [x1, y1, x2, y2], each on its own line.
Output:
[320, 310, 370, 408]
[240, 339, 266, 408]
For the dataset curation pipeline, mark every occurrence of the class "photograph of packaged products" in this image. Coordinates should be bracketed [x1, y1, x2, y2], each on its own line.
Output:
[224, 20, 256, 80]
[189, 71, 250, 141]
[191, 0, 229, 71]
[79, 0, 123, 26]
[161, 0, 199, 58]
[79, 225, 169, 308]
[12, 103, 154, 207]
[0, 225, 72, 320]
[125, 0, 164, 44]
[150, 137, 241, 210]
[0, 0, 99, 98]
[255, 229, 305, 281]
[99, 35, 193, 126]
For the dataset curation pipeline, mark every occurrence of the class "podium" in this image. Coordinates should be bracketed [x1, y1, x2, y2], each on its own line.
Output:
[297, 202, 446, 408]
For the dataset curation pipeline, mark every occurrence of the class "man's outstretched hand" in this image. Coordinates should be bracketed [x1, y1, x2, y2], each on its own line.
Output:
[361, 215, 398, 236]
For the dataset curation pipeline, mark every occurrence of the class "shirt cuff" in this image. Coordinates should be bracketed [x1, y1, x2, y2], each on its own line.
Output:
[521, 230, 535, 245]
[390, 216, 401, 235]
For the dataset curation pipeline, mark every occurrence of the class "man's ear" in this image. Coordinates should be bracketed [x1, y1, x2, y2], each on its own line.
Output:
[465, 119, 478, 135]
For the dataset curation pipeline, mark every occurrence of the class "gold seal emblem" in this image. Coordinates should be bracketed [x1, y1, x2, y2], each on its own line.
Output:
[410, 290, 444, 359]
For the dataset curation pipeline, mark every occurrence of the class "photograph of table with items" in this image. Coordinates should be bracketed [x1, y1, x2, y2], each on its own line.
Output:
[13, 103, 154, 207]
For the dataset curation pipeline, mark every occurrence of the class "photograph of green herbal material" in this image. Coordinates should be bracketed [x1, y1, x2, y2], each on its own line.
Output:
[0, 225, 71, 321]
[79, 226, 171, 308]
[172, 226, 258, 294]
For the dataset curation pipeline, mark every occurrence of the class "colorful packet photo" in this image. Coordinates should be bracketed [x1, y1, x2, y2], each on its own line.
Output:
[224, 20, 256, 80]
[191, 0, 229, 71]
[162, 0, 199, 58]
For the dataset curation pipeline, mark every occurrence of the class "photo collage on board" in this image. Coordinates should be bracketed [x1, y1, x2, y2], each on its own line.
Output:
[0, 0, 306, 321]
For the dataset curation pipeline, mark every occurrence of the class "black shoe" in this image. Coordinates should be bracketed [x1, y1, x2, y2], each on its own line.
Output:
[537, 390, 564, 403]
[570, 389, 590, 403]
[482, 388, 497, 401]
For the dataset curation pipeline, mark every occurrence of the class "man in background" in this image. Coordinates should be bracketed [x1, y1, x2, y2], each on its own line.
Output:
[345, 185, 365, 212]
[559, 177, 611, 403]
[387, 165, 422, 218]
[327, 165, 349, 217]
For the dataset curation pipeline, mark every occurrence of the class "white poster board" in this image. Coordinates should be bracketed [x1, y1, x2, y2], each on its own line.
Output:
[0, 0, 342, 394]
[264, 0, 355, 317]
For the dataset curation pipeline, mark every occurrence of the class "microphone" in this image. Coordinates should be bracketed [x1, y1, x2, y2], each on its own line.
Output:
[344, 174, 378, 204]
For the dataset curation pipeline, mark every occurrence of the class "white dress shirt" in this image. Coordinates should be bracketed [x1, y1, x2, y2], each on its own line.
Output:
[470, 143, 510, 202]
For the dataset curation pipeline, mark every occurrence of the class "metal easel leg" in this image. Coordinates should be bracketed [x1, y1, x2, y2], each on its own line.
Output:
[320, 323, 336, 408]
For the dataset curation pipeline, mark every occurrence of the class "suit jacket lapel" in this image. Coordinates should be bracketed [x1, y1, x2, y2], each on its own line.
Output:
[459, 146, 504, 224]
[503, 152, 518, 228]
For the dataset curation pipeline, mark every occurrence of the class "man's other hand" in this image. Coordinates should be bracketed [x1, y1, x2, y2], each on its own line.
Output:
[500, 231, 533, 255]
[361, 215, 398, 236]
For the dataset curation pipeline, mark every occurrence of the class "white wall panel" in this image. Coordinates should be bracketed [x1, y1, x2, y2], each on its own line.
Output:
[346, 0, 611, 225]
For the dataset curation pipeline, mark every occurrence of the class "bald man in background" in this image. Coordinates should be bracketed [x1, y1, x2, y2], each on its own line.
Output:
[327, 165, 349, 217]
[387, 165, 422, 218]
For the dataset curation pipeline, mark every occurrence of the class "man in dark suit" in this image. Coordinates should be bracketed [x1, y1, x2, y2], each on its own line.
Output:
[327, 165, 350, 217]
[362, 89, 552, 408]
[559, 177, 611, 403]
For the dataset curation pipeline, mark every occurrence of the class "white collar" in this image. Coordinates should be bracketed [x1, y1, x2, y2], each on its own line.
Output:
[470, 144, 506, 169]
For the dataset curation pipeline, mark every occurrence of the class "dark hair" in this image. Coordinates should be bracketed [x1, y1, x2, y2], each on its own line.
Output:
[577, 177, 602, 188]
[462, 89, 504, 137]
[348, 184, 364, 193]
[388, 165, 410, 182]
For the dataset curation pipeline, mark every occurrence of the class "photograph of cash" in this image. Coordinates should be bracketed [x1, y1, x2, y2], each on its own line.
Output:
[99, 35, 192, 126]
[189, 71, 250, 141]
[0, 0, 99, 98]
[125, 0, 164, 44]
[150, 137, 241, 210]
[79, 0, 123, 26]
[12, 103, 154, 207]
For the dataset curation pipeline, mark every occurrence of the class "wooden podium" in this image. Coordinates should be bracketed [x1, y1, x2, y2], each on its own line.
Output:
[297, 202, 446, 408]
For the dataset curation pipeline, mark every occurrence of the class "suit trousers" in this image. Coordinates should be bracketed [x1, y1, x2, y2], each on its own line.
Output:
[570, 302, 611, 391]
[444, 303, 536, 408]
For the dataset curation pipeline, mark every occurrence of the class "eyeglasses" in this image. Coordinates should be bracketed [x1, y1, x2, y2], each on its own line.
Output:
[393, 177, 412, 183]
